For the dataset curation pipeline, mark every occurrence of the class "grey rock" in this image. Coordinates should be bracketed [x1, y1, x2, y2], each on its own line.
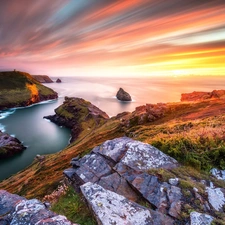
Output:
[190, 211, 214, 225]
[169, 178, 179, 186]
[116, 88, 132, 101]
[0, 131, 26, 158]
[81, 182, 174, 225]
[0, 190, 78, 225]
[206, 185, 225, 211]
[210, 168, 225, 181]
[65, 137, 180, 222]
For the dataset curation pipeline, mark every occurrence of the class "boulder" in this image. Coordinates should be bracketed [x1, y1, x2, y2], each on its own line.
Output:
[206, 183, 225, 211]
[64, 137, 180, 223]
[116, 88, 132, 101]
[0, 131, 26, 158]
[80, 182, 174, 225]
[190, 212, 214, 225]
[210, 168, 225, 181]
[0, 190, 78, 225]
[56, 78, 62, 83]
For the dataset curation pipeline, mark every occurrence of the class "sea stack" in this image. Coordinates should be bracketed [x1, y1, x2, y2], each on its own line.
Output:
[116, 88, 132, 101]
[56, 78, 62, 83]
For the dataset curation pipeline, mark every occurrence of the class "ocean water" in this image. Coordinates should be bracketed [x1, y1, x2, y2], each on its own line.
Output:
[0, 75, 225, 181]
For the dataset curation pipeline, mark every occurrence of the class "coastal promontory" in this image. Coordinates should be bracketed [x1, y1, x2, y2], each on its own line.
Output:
[32, 75, 54, 83]
[0, 71, 58, 110]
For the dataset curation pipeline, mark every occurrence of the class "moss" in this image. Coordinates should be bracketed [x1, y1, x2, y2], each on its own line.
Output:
[51, 186, 96, 225]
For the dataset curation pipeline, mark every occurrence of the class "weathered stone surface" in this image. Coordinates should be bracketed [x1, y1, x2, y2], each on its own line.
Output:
[65, 137, 180, 222]
[116, 88, 132, 101]
[206, 184, 225, 211]
[210, 168, 225, 181]
[0, 190, 78, 225]
[81, 182, 173, 225]
[0, 131, 26, 158]
[169, 178, 179, 186]
[190, 211, 214, 225]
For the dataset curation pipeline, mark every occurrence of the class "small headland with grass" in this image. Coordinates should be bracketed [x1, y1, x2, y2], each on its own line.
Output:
[1, 89, 225, 224]
[0, 70, 58, 110]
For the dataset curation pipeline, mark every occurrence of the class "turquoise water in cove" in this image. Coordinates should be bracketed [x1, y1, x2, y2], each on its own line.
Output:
[1, 75, 225, 181]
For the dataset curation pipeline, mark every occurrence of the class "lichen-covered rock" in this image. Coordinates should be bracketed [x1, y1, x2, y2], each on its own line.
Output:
[116, 88, 132, 101]
[210, 168, 225, 181]
[0, 190, 78, 225]
[0, 131, 26, 158]
[80, 182, 173, 225]
[64, 137, 180, 222]
[206, 184, 225, 211]
[190, 211, 214, 225]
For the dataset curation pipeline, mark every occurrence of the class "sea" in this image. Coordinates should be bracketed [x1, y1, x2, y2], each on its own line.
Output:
[0, 75, 225, 181]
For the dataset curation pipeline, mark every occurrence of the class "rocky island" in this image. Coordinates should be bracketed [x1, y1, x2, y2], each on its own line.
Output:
[1, 90, 225, 224]
[116, 87, 132, 101]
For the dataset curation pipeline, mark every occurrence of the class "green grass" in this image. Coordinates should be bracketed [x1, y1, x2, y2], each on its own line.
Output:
[51, 186, 96, 225]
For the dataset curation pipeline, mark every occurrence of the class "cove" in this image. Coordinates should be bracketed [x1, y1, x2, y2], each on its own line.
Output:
[0, 98, 71, 181]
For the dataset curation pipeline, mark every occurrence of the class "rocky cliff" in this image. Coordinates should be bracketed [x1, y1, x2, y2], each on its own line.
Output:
[1, 92, 225, 224]
[0, 71, 58, 110]
[181, 90, 225, 102]
[44, 97, 109, 142]
[32, 75, 54, 83]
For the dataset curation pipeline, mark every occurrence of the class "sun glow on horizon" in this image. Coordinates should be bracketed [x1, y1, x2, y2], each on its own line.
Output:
[0, 1, 225, 77]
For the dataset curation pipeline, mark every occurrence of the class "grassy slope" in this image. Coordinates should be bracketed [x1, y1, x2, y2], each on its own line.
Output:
[0, 71, 56, 109]
[1, 98, 225, 223]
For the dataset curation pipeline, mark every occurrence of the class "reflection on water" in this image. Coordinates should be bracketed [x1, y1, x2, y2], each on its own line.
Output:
[0, 99, 70, 181]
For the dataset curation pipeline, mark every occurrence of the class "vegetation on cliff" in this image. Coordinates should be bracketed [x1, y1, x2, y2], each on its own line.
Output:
[0, 71, 58, 110]
[1, 94, 225, 224]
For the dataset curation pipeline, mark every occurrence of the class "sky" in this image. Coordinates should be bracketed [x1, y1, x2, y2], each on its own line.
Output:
[0, 0, 225, 77]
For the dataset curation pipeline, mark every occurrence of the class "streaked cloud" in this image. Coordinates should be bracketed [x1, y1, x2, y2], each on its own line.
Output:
[0, 0, 225, 76]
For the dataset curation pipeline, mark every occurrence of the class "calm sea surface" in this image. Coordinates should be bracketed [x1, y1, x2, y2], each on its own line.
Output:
[0, 75, 225, 181]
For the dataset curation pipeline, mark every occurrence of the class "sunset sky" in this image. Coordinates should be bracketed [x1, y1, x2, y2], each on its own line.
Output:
[0, 0, 225, 77]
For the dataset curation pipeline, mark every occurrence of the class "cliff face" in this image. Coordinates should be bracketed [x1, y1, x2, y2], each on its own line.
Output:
[44, 97, 109, 142]
[181, 90, 225, 101]
[32, 75, 54, 83]
[0, 71, 58, 110]
[1, 92, 225, 224]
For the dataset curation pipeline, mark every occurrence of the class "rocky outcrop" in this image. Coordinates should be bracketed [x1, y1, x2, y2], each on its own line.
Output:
[206, 182, 225, 211]
[116, 88, 132, 101]
[64, 137, 181, 224]
[210, 168, 225, 181]
[32, 75, 53, 83]
[0, 190, 78, 225]
[44, 97, 109, 142]
[121, 103, 168, 127]
[0, 131, 26, 158]
[181, 90, 225, 102]
[0, 71, 58, 110]
[56, 78, 62, 83]
[190, 212, 214, 225]
[81, 182, 174, 225]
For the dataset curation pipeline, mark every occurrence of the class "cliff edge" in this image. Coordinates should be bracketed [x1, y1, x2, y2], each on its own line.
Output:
[0, 71, 58, 110]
